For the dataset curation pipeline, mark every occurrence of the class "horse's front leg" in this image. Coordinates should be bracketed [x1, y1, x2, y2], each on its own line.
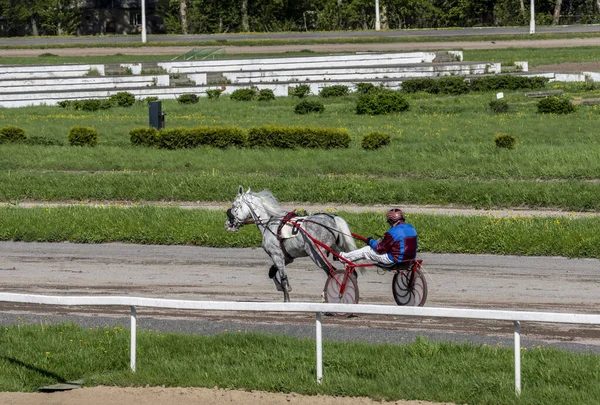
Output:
[270, 255, 291, 302]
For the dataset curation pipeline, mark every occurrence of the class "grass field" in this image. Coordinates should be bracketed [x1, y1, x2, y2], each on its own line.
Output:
[1, 323, 599, 405]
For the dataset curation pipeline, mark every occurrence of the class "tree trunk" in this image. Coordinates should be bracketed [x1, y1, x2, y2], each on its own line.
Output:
[519, 0, 526, 19]
[180, 0, 188, 34]
[31, 15, 39, 36]
[552, 0, 562, 25]
[381, 5, 388, 29]
[241, 0, 249, 32]
[597, 0, 600, 13]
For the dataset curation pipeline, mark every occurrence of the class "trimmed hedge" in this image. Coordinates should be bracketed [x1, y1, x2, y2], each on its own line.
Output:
[177, 94, 199, 104]
[356, 89, 409, 115]
[58, 99, 113, 111]
[0, 125, 27, 143]
[130, 127, 159, 147]
[401, 76, 548, 94]
[129, 126, 246, 149]
[206, 89, 223, 99]
[109, 92, 136, 107]
[247, 125, 350, 149]
[257, 89, 276, 101]
[68, 126, 98, 147]
[361, 131, 391, 150]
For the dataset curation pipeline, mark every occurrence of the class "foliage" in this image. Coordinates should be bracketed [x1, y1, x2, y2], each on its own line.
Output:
[206, 89, 223, 100]
[247, 125, 350, 149]
[401, 77, 469, 95]
[470, 76, 549, 91]
[186, 126, 247, 148]
[294, 100, 325, 114]
[67, 126, 98, 147]
[109, 92, 136, 108]
[155, 127, 189, 149]
[494, 133, 516, 149]
[319, 85, 350, 98]
[489, 99, 509, 113]
[257, 89, 276, 101]
[289, 84, 311, 98]
[230, 88, 257, 101]
[0, 125, 27, 143]
[355, 82, 376, 94]
[537, 96, 577, 114]
[129, 127, 159, 147]
[58, 99, 113, 111]
[361, 131, 391, 150]
[177, 94, 199, 104]
[356, 89, 409, 115]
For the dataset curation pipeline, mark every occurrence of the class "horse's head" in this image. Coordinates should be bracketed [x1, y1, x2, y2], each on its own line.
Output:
[224, 186, 252, 232]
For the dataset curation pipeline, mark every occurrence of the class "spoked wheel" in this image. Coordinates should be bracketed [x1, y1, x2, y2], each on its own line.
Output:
[392, 265, 428, 306]
[324, 269, 359, 318]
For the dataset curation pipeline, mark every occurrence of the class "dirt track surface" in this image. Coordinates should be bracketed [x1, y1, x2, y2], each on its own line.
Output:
[0, 386, 455, 405]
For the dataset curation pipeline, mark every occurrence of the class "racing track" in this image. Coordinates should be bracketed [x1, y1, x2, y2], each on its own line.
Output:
[0, 241, 598, 349]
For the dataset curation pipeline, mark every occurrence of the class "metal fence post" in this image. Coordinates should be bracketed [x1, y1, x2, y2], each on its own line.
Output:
[514, 321, 521, 395]
[316, 312, 323, 384]
[131, 306, 137, 372]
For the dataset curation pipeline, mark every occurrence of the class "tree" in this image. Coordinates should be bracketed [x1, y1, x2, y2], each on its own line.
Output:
[553, 0, 563, 24]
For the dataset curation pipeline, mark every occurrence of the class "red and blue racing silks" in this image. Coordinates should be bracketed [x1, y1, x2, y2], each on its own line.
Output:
[368, 223, 418, 262]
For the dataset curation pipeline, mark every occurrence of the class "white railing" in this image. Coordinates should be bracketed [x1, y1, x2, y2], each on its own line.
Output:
[1, 293, 599, 396]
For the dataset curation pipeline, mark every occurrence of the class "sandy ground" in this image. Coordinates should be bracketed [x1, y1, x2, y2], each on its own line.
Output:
[0, 386, 455, 405]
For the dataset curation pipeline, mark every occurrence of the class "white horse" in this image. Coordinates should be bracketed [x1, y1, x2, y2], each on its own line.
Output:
[225, 186, 357, 302]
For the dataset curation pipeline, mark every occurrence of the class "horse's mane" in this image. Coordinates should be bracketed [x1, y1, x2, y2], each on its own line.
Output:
[252, 189, 288, 217]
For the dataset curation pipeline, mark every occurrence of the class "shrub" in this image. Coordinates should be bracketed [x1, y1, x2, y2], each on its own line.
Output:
[290, 84, 311, 98]
[537, 96, 576, 114]
[177, 94, 199, 104]
[494, 133, 516, 149]
[489, 99, 509, 113]
[470, 76, 548, 91]
[25, 136, 63, 146]
[437, 77, 469, 95]
[187, 126, 247, 148]
[361, 131, 391, 150]
[68, 126, 98, 147]
[206, 89, 223, 100]
[157, 127, 189, 149]
[57, 100, 72, 108]
[109, 91, 136, 107]
[230, 88, 257, 101]
[355, 82, 376, 94]
[257, 89, 276, 101]
[356, 90, 409, 115]
[319, 85, 349, 98]
[0, 125, 27, 143]
[143, 96, 159, 104]
[248, 125, 350, 149]
[401, 77, 468, 95]
[294, 100, 325, 114]
[130, 127, 159, 147]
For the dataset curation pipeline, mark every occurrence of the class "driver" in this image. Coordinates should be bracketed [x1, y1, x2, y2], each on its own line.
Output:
[339, 208, 417, 265]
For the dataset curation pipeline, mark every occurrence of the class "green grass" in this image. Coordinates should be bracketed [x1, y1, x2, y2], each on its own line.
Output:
[1, 87, 600, 211]
[1, 323, 599, 405]
[1, 206, 598, 258]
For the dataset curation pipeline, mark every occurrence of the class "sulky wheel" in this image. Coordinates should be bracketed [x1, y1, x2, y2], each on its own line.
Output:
[392, 266, 428, 306]
[324, 270, 359, 317]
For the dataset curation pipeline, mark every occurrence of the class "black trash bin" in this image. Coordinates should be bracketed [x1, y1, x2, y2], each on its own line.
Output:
[148, 100, 165, 129]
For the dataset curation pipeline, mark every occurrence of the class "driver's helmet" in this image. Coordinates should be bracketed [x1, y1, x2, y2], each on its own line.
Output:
[386, 208, 405, 225]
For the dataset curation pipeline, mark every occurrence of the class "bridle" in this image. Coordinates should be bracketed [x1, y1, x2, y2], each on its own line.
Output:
[227, 194, 272, 229]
